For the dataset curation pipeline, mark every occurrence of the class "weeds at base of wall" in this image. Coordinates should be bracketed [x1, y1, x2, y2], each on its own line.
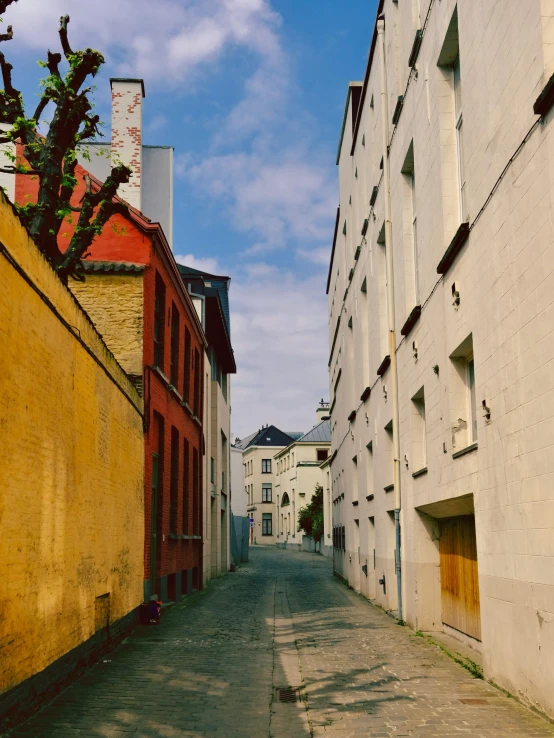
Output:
[415, 632, 483, 679]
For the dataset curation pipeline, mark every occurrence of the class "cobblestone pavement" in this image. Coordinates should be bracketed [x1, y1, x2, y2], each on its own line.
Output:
[7, 546, 554, 738]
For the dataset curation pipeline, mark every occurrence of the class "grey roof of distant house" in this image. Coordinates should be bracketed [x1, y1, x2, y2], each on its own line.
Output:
[233, 430, 259, 450]
[244, 425, 297, 449]
[285, 432, 304, 441]
[296, 419, 331, 444]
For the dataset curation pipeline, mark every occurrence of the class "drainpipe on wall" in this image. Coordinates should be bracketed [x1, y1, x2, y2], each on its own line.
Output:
[377, 14, 403, 623]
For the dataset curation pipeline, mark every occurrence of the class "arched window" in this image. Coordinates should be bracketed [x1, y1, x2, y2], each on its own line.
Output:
[281, 492, 290, 507]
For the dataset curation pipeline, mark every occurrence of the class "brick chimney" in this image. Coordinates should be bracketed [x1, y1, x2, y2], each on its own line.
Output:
[110, 78, 145, 212]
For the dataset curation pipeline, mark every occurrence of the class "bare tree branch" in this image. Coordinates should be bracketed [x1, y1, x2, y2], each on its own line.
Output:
[58, 164, 131, 280]
[0, 24, 13, 42]
[0, 0, 18, 14]
[58, 15, 73, 59]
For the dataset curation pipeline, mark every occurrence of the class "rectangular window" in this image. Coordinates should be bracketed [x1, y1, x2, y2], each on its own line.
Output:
[453, 54, 467, 221]
[262, 483, 272, 502]
[183, 327, 191, 404]
[193, 448, 200, 535]
[262, 459, 272, 474]
[468, 357, 477, 443]
[317, 449, 328, 462]
[210, 457, 215, 484]
[366, 441, 374, 498]
[411, 387, 427, 472]
[450, 334, 477, 450]
[352, 455, 359, 503]
[153, 272, 166, 371]
[193, 348, 201, 417]
[169, 427, 179, 534]
[170, 303, 180, 388]
[182, 439, 190, 534]
[262, 513, 272, 536]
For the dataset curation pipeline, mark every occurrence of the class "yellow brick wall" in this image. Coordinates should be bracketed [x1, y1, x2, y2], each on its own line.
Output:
[71, 274, 144, 379]
[0, 192, 144, 695]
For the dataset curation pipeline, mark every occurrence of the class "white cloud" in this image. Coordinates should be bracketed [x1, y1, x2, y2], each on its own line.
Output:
[183, 149, 336, 252]
[146, 115, 168, 134]
[175, 253, 221, 274]
[297, 246, 332, 266]
[5, 0, 281, 83]
[229, 266, 330, 437]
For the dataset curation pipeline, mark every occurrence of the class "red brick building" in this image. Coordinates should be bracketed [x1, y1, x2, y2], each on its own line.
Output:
[15, 83, 207, 602]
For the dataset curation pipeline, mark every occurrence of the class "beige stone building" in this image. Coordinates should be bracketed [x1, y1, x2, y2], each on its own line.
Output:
[243, 426, 300, 544]
[274, 406, 332, 551]
[327, 0, 554, 719]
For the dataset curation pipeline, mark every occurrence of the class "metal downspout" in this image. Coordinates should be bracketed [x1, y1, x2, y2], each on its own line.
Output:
[377, 13, 403, 623]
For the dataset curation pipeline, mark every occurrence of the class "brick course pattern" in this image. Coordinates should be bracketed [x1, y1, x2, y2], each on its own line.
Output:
[0, 192, 144, 699]
[7, 547, 554, 738]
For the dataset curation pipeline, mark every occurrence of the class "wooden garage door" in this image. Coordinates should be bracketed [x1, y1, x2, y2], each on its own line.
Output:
[439, 516, 481, 641]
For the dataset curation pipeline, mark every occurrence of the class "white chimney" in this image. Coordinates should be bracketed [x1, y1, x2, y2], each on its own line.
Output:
[110, 78, 145, 212]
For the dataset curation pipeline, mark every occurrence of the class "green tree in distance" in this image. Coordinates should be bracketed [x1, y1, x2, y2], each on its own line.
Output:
[297, 484, 324, 543]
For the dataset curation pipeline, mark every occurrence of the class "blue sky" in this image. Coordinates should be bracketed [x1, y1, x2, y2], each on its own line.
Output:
[5, 0, 377, 437]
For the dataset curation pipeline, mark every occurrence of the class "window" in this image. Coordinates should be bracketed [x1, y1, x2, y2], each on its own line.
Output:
[183, 439, 190, 534]
[411, 387, 427, 471]
[262, 483, 272, 503]
[193, 448, 199, 534]
[352, 455, 359, 503]
[170, 303, 180, 387]
[169, 427, 179, 534]
[193, 348, 201, 417]
[317, 449, 328, 462]
[401, 140, 418, 308]
[453, 53, 467, 221]
[468, 357, 477, 443]
[262, 513, 272, 536]
[450, 334, 477, 450]
[183, 327, 191, 404]
[366, 441, 374, 498]
[262, 459, 272, 474]
[153, 272, 166, 371]
[210, 457, 215, 484]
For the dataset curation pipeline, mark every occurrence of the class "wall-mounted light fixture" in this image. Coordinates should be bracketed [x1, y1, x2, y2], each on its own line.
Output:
[383, 385, 388, 401]
[412, 341, 418, 361]
[452, 282, 460, 308]
[482, 399, 491, 422]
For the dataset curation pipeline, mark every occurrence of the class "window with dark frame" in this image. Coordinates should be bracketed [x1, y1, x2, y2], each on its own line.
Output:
[262, 459, 272, 474]
[193, 447, 200, 535]
[182, 438, 190, 534]
[262, 513, 272, 536]
[193, 348, 201, 417]
[262, 483, 272, 502]
[316, 449, 329, 462]
[169, 427, 179, 534]
[170, 303, 180, 388]
[183, 327, 191, 404]
[153, 273, 166, 371]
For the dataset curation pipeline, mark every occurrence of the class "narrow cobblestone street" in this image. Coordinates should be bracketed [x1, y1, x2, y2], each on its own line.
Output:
[8, 547, 554, 738]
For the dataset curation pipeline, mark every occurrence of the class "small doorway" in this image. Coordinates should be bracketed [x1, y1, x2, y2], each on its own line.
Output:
[439, 515, 481, 640]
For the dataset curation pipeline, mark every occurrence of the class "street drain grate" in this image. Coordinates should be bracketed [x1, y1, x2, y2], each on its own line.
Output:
[276, 687, 302, 703]
[459, 698, 488, 705]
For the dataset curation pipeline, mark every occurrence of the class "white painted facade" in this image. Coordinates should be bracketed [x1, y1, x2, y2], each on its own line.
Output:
[244, 439, 282, 545]
[328, 0, 554, 719]
[274, 414, 331, 552]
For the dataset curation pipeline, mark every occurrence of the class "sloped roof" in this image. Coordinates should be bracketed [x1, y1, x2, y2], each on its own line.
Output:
[82, 261, 145, 274]
[285, 431, 304, 441]
[233, 430, 259, 450]
[245, 425, 296, 449]
[296, 419, 331, 444]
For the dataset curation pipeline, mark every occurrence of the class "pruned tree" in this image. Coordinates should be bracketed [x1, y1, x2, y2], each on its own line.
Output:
[0, 5, 131, 281]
